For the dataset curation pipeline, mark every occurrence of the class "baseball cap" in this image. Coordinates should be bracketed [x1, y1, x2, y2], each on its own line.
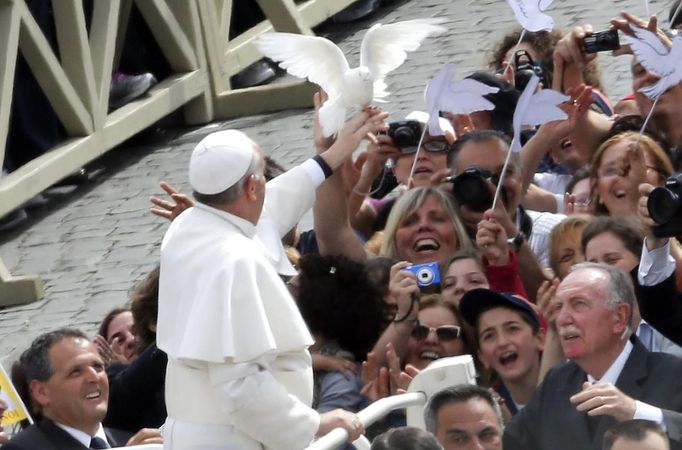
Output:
[189, 130, 255, 195]
[459, 288, 544, 331]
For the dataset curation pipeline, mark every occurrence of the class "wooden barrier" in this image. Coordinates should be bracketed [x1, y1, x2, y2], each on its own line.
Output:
[0, 0, 360, 306]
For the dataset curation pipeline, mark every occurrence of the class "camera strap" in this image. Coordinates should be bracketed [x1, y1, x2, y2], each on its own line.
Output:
[516, 206, 533, 239]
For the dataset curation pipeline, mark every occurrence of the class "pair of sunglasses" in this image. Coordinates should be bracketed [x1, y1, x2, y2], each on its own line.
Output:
[411, 322, 462, 341]
[400, 140, 450, 154]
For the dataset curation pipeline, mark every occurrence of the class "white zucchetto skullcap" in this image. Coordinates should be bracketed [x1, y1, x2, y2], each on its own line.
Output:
[405, 110, 455, 136]
[189, 130, 255, 195]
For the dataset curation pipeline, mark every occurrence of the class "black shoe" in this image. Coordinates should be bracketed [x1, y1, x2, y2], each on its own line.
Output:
[332, 0, 380, 23]
[231, 60, 277, 89]
[109, 72, 158, 110]
[0, 208, 27, 232]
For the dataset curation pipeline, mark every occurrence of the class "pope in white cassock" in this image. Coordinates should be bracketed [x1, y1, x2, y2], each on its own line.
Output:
[156, 108, 387, 449]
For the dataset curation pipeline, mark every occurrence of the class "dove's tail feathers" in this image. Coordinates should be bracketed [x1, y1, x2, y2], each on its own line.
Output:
[373, 78, 390, 101]
[319, 96, 347, 138]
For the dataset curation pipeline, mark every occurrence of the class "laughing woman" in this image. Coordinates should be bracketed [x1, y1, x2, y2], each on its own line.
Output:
[380, 186, 473, 265]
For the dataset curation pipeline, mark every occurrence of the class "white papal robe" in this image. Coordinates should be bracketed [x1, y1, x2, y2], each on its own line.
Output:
[157, 162, 324, 449]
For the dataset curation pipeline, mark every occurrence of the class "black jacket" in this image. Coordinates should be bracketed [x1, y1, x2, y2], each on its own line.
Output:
[3, 418, 131, 450]
[504, 338, 682, 450]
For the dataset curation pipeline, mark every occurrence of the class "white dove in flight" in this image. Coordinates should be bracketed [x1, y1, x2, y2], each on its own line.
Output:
[424, 64, 500, 136]
[506, 0, 555, 32]
[511, 74, 569, 152]
[628, 25, 682, 100]
[255, 18, 446, 137]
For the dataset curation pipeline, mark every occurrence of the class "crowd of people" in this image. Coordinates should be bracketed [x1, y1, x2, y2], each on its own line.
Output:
[3, 1, 682, 449]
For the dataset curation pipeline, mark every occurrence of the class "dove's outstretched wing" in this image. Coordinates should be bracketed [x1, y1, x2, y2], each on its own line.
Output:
[629, 27, 682, 99]
[511, 75, 569, 152]
[424, 64, 456, 135]
[439, 79, 499, 113]
[424, 66, 499, 135]
[255, 33, 349, 98]
[629, 25, 673, 76]
[360, 18, 446, 100]
[506, 0, 554, 32]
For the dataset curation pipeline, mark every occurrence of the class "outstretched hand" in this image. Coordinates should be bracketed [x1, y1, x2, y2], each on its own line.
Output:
[610, 12, 672, 56]
[361, 351, 390, 402]
[150, 181, 194, 221]
[94, 334, 130, 365]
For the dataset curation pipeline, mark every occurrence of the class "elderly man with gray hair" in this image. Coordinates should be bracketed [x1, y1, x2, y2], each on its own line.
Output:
[504, 262, 682, 450]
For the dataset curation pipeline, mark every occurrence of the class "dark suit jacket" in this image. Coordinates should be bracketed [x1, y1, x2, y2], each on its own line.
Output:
[633, 269, 682, 347]
[3, 418, 132, 450]
[503, 338, 682, 450]
[104, 343, 167, 432]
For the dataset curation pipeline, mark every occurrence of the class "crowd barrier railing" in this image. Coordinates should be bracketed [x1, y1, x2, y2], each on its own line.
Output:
[306, 355, 477, 450]
[0, 0, 360, 307]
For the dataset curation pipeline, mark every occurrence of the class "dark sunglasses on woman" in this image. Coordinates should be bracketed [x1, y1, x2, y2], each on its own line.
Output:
[411, 322, 461, 341]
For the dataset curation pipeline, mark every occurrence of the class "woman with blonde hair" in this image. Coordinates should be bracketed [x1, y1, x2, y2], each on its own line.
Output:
[380, 186, 473, 265]
[548, 214, 592, 279]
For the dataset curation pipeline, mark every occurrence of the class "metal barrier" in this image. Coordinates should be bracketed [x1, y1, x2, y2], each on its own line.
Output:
[0, 0, 360, 306]
[306, 355, 477, 450]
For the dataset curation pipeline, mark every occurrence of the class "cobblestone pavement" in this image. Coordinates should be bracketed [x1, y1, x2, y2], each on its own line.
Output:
[0, 0, 672, 363]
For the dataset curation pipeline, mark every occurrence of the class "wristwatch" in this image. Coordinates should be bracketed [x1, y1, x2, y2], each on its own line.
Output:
[507, 232, 526, 252]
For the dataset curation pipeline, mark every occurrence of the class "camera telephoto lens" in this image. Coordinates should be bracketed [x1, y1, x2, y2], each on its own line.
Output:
[648, 187, 679, 224]
[515, 70, 535, 91]
[452, 170, 493, 213]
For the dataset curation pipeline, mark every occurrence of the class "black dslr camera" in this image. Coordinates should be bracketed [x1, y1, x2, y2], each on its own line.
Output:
[583, 29, 620, 53]
[448, 167, 507, 213]
[512, 50, 550, 91]
[384, 120, 422, 151]
[648, 173, 682, 237]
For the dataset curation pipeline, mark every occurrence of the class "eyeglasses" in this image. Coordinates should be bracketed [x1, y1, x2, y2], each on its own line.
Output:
[598, 163, 665, 179]
[597, 164, 621, 178]
[400, 140, 450, 154]
[572, 195, 592, 207]
[411, 322, 462, 341]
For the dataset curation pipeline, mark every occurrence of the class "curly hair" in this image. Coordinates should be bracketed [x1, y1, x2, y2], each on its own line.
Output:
[296, 255, 385, 361]
[489, 27, 603, 90]
[130, 265, 160, 352]
[488, 27, 564, 73]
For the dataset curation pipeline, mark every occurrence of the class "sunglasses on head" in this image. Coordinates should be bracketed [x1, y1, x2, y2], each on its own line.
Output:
[411, 322, 462, 341]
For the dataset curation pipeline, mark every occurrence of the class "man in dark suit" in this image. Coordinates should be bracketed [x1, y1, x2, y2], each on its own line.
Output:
[503, 262, 682, 450]
[4, 328, 161, 450]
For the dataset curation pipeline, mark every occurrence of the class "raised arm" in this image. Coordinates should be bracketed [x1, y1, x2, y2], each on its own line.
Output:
[313, 92, 388, 260]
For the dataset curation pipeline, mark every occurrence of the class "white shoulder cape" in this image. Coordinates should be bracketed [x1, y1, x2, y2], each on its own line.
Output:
[157, 205, 313, 363]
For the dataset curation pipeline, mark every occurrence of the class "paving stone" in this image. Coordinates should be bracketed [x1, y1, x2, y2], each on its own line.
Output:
[0, 0, 666, 360]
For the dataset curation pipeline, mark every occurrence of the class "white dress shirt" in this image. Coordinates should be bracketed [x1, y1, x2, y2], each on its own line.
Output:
[586, 340, 665, 427]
